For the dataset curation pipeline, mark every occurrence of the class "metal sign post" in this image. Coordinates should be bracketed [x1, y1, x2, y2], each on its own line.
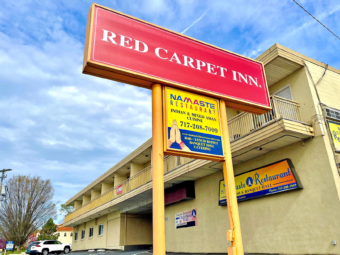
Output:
[220, 100, 244, 255]
[82, 4, 271, 254]
[152, 83, 166, 255]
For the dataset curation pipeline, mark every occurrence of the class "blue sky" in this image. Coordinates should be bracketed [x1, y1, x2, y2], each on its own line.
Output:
[0, 0, 339, 223]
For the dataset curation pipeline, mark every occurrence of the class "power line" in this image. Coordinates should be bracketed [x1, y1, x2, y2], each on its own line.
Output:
[292, 0, 340, 41]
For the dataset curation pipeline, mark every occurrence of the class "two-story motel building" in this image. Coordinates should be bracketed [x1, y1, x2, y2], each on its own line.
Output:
[63, 43, 340, 254]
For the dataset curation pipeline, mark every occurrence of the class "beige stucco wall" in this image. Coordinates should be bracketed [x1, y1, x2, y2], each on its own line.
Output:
[57, 231, 73, 244]
[107, 211, 122, 249]
[72, 215, 109, 251]
[236, 136, 340, 254]
[82, 195, 90, 206]
[114, 174, 128, 186]
[71, 211, 152, 251]
[304, 61, 340, 201]
[269, 67, 317, 123]
[226, 107, 239, 120]
[143, 160, 151, 168]
[120, 214, 153, 246]
[130, 163, 145, 177]
[101, 182, 114, 194]
[91, 189, 101, 200]
[165, 135, 340, 254]
[74, 201, 82, 210]
[305, 62, 340, 110]
[165, 171, 230, 253]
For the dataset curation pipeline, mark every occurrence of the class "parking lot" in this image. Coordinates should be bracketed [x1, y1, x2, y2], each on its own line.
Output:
[73, 251, 152, 255]
[71, 250, 228, 255]
[68, 251, 151, 255]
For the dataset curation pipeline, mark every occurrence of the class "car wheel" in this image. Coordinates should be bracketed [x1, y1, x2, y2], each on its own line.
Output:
[64, 247, 70, 254]
[42, 249, 49, 255]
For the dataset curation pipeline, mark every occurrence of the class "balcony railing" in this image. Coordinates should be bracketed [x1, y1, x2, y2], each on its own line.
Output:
[64, 156, 178, 223]
[65, 96, 301, 223]
[128, 165, 152, 190]
[228, 96, 301, 142]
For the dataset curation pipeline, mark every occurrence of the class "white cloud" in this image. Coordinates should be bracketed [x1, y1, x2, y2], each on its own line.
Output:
[0, 0, 339, 225]
[0, 1, 152, 221]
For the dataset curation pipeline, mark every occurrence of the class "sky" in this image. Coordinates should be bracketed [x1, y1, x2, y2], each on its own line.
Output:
[0, 0, 339, 223]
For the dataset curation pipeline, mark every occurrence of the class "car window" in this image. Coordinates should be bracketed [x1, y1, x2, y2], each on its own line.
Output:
[28, 242, 39, 247]
[45, 241, 54, 245]
[54, 241, 62, 244]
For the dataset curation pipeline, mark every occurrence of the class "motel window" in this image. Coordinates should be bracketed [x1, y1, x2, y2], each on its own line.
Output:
[74, 232, 78, 241]
[71, 233, 73, 237]
[81, 230, 85, 240]
[64, 233, 67, 237]
[89, 227, 94, 238]
[98, 224, 104, 236]
[325, 108, 340, 121]
[273, 84, 293, 101]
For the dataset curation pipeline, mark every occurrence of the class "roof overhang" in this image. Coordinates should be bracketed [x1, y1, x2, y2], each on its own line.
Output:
[256, 43, 339, 87]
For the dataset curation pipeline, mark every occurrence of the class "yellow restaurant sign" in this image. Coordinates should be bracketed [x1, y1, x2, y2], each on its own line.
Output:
[219, 159, 302, 204]
[328, 120, 340, 152]
[163, 87, 223, 160]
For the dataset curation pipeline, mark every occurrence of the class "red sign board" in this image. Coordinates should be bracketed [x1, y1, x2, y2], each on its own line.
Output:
[116, 185, 123, 195]
[83, 4, 270, 114]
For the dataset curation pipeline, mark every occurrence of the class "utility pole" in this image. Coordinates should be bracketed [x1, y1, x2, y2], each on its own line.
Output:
[0, 169, 12, 201]
[0, 169, 11, 255]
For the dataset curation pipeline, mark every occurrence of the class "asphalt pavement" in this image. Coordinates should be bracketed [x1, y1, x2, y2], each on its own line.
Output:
[71, 251, 152, 255]
[71, 250, 228, 255]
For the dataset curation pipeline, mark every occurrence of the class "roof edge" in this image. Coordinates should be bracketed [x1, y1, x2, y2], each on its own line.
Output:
[65, 138, 152, 205]
[256, 43, 340, 75]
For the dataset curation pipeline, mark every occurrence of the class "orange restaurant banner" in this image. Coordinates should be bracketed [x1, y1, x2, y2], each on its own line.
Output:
[219, 159, 302, 204]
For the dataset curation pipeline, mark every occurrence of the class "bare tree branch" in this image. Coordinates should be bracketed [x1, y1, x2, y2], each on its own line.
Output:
[0, 175, 56, 249]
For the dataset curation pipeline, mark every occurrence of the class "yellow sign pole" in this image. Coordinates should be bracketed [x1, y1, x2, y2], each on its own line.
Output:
[220, 100, 244, 255]
[152, 83, 166, 255]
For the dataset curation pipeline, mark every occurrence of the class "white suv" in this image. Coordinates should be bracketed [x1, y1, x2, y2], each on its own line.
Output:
[27, 240, 72, 255]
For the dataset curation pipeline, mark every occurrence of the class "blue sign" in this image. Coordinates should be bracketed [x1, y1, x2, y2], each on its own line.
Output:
[6, 241, 14, 251]
[246, 177, 253, 187]
[192, 209, 197, 218]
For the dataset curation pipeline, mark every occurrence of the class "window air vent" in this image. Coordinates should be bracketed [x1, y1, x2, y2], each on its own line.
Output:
[325, 108, 340, 121]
